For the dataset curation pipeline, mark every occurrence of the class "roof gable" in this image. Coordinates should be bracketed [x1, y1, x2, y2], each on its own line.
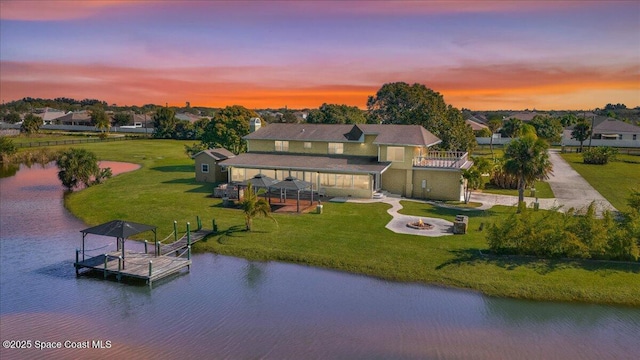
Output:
[193, 148, 236, 160]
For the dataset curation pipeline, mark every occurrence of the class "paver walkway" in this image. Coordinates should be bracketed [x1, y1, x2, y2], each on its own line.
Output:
[347, 197, 453, 237]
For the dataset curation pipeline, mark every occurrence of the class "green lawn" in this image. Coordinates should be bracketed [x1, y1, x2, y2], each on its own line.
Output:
[36, 138, 639, 306]
[482, 180, 555, 198]
[560, 153, 640, 212]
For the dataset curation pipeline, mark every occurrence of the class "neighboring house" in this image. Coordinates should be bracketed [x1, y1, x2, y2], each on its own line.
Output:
[505, 111, 540, 122]
[176, 112, 203, 123]
[220, 123, 472, 201]
[591, 117, 640, 140]
[57, 111, 92, 126]
[33, 108, 66, 125]
[193, 148, 236, 183]
[466, 119, 489, 136]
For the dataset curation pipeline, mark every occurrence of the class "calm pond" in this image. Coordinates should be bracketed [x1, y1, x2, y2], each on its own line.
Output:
[1, 163, 639, 359]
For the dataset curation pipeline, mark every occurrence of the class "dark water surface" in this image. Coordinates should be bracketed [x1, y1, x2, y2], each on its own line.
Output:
[1, 164, 639, 359]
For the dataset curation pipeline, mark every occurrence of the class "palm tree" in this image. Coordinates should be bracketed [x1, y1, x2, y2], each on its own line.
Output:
[240, 182, 276, 231]
[487, 118, 502, 158]
[503, 135, 552, 209]
[571, 119, 591, 152]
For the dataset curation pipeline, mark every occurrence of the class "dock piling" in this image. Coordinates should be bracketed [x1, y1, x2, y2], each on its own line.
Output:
[144, 240, 148, 254]
[187, 222, 191, 247]
[104, 254, 108, 278]
[174, 221, 178, 242]
[149, 260, 153, 277]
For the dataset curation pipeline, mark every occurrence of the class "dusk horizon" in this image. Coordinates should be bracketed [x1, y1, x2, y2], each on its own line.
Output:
[1, 1, 638, 111]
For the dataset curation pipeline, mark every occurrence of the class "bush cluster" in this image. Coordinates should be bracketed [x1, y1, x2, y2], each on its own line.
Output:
[582, 146, 618, 164]
[487, 203, 639, 261]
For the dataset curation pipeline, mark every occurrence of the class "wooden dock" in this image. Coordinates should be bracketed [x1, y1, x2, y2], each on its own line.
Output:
[75, 251, 191, 286]
[158, 229, 212, 255]
[75, 228, 213, 287]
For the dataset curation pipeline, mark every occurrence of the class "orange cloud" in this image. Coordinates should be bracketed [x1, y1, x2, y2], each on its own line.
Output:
[1, 61, 638, 110]
[0, 1, 142, 21]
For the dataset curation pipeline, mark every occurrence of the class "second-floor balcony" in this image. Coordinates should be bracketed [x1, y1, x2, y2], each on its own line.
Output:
[413, 151, 471, 169]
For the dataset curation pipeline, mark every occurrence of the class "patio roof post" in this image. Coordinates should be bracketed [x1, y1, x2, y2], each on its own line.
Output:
[297, 190, 300, 213]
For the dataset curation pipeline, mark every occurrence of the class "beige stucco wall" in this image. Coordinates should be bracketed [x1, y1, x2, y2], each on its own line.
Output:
[411, 169, 463, 201]
[378, 145, 418, 170]
[247, 135, 378, 156]
[381, 169, 408, 195]
[194, 154, 225, 183]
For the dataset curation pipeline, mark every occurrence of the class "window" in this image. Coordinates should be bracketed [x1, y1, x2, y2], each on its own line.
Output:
[634, 134, 637, 140]
[387, 147, 405, 162]
[328, 143, 343, 154]
[201, 164, 209, 173]
[304, 142, 312, 149]
[275, 141, 289, 152]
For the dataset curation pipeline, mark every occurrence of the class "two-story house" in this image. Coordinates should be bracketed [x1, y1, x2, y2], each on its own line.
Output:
[219, 122, 472, 201]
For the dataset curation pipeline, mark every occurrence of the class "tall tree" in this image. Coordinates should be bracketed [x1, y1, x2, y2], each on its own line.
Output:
[112, 112, 132, 127]
[503, 134, 552, 207]
[20, 114, 42, 134]
[240, 183, 276, 231]
[152, 107, 178, 139]
[3, 111, 21, 124]
[90, 107, 110, 134]
[366, 82, 475, 151]
[487, 117, 502, 158]
[530, 115, 563, 143]
[306, 103, 366, 124]
[571, 119, 591, 152]
[201, 105, 257, 154]
[501, 118, 522, 138]
[560, 113, 578, 127]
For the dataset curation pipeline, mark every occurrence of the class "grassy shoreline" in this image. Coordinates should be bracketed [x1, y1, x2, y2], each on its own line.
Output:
[51, 139, 640, 307]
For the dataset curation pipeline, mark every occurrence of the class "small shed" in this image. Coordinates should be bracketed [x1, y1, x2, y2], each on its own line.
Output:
[193, 148, 235, 183]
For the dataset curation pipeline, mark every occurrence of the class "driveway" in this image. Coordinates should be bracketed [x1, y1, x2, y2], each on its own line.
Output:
[542, 149, 616, 213]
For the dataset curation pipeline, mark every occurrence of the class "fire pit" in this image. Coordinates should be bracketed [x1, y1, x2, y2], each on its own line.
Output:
[406, 218, 434, 230]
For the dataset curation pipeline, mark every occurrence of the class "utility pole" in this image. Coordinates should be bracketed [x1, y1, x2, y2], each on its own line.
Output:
[588, 110, 594, 149]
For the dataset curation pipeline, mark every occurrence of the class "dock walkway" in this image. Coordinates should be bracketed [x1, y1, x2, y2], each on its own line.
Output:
[75, 228, 213, 286]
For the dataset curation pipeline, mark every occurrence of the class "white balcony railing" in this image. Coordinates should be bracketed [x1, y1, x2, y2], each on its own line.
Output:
[413, 151, 469, 169]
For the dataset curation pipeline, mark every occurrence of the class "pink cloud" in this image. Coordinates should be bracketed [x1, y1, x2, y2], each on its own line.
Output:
[1, 60, 638, 110]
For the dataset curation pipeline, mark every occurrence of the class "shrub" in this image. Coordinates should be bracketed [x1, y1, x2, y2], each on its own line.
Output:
[582, 146, 618, 164]
[0, 136, 17, 160]
[487, 202, 639, 261]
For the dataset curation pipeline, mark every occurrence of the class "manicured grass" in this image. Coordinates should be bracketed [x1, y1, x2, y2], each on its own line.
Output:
[560, 153, 640, 212]
[482, 180, 555, 198]
[46, 138, 639, 306]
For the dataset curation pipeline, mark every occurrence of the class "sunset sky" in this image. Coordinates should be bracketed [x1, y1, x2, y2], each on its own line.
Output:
[1, 0, 638, 110]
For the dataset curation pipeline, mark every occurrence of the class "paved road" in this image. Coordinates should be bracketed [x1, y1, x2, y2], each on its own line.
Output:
[545, 149, 616, 213]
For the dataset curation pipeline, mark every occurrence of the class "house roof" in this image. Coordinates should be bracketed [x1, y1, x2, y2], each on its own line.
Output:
[193, 148, 236, 160]
[592, 117, 640, 134]
[465, 119, 489, 131]
[220, 153, 392, 174]
[244, 123, 441, 147]
[57, 111, 91, 123]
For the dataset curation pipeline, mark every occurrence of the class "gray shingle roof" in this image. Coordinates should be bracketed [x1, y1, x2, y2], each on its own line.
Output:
[244, 124, 441, 147]
[220, 153, 391, 174]
[593, 117, 640, 134]
[194, 148, 236, 160]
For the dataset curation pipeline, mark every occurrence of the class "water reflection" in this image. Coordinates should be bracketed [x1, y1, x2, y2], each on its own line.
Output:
[1, 163, 639, 359]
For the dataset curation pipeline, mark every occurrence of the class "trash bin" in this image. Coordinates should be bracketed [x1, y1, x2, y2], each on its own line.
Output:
[316, 204, 323, 214]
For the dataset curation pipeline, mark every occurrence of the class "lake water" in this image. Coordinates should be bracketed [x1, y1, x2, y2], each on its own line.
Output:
[1, 163, 639, 359]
